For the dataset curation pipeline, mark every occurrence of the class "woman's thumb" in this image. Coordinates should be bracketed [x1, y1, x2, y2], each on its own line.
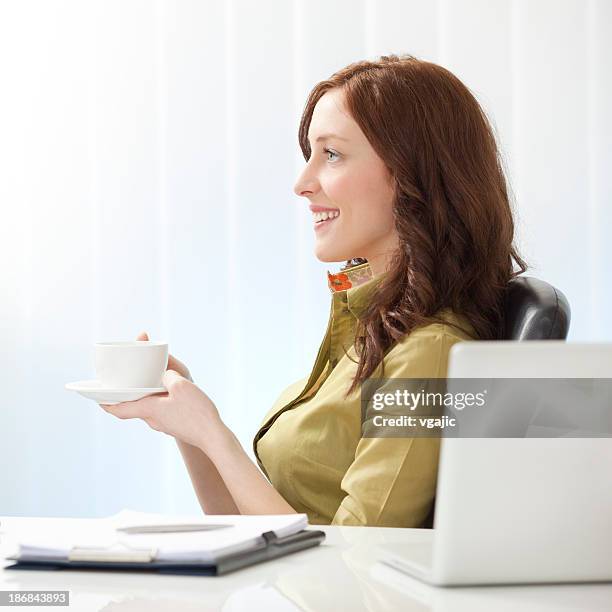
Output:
[136, 331, 149, 341]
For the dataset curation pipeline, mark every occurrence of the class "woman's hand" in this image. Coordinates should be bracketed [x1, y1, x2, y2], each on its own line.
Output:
[100, 332, 229, 453]
[100, 331, 297, 515]
[101, 370, 225, 451]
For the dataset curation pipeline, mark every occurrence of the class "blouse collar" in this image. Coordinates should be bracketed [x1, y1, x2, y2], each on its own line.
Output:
[327, 262, 385, 318]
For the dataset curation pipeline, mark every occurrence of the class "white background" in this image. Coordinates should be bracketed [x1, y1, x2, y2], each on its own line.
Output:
[0, 0, 610, 517]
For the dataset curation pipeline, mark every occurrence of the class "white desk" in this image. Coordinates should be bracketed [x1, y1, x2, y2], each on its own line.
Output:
[1, 516, 611, 611]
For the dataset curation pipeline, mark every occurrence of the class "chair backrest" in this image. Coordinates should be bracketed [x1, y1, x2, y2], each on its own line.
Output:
[504, 276, 571, 340]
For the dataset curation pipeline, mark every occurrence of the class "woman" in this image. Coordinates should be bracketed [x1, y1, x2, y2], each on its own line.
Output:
[101, 55, 526, 527]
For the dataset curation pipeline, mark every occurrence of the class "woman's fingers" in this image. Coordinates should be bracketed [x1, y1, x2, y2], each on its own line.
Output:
[100, 401, 146, 420]
[167, 354, 181, 370]
[101, 395, 164, 420]
[167, 354, 192, 381]
[136, 331, 149, 341]
[162, 369, 188, 391]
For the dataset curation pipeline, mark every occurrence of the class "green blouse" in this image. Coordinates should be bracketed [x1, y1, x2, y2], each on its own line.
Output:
[252, 263, 475, 527]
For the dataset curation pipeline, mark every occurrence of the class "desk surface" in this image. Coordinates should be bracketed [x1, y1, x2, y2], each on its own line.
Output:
[1, 515, 611, 612]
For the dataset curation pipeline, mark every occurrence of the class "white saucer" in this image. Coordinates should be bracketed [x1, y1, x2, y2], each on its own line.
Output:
[65, 380, 167, 405]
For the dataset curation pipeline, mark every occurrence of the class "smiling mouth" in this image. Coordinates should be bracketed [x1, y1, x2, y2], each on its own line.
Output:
[313, 210, 340, 228]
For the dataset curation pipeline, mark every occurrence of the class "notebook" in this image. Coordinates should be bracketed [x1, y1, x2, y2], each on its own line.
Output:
[4, 509, 325, 576]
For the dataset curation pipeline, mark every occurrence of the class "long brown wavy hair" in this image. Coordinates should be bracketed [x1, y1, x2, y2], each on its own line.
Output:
[297, 55, 527, 396]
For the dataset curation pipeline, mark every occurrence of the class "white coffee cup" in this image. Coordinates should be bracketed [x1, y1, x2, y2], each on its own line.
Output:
[95, 341, 168, 389]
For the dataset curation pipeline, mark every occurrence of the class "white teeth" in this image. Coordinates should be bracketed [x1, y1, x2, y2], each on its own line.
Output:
[313, 210, 340, 223]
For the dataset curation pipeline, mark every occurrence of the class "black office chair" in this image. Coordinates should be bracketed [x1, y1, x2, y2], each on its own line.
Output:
[504, 276, 571, 340]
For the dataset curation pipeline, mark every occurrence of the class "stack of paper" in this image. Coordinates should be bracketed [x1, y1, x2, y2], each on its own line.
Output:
[9, 509, 309, 564]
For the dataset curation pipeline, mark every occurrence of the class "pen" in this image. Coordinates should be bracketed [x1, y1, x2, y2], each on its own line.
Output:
[117, 523, 233, 534]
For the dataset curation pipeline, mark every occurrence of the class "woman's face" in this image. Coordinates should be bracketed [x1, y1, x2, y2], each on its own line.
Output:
[293, 88, 399, 276]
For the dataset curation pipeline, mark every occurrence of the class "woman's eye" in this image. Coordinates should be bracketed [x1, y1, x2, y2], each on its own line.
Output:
[324, 148, 340, 162]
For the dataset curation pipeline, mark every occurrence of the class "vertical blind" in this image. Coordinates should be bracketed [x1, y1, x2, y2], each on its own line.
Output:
[0, 0, 610, 517]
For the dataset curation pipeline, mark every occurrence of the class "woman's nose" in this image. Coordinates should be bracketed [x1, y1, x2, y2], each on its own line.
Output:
[293, 163, 319, 198]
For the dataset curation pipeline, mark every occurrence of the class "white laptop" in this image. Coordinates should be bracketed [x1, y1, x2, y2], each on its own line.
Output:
[378, 341, 612, 586]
